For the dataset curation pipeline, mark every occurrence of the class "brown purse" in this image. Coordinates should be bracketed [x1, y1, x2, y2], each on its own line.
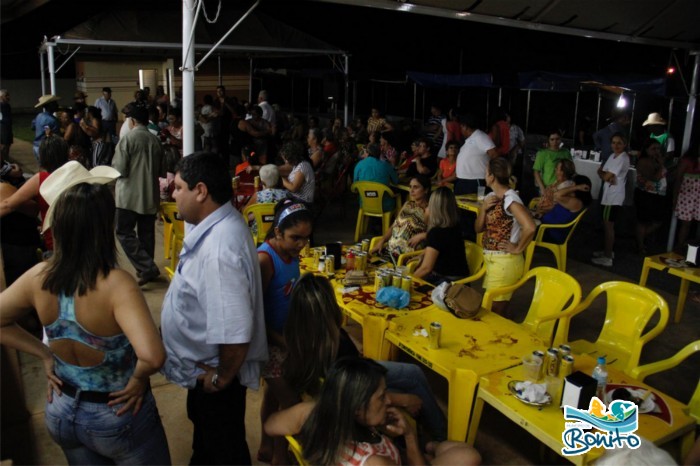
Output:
[444, 283, 483, 319]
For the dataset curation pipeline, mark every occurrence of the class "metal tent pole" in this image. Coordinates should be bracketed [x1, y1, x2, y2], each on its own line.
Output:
[525, 90, 531, 133]
[595, 91, 602, 133]
[39, 51, 46, 96]
[181, 0, 196, 157]
[249, 58, 254, 103]
[344, 54, 349, 126]
[47, 43, 56, 95]
[573, 90, 580, 145]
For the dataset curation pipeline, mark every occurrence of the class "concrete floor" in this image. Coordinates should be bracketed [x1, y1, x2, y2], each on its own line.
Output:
[4, 139, 699, 465]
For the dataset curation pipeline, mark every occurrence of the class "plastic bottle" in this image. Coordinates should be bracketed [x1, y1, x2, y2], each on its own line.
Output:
[592, 356, 608, 400]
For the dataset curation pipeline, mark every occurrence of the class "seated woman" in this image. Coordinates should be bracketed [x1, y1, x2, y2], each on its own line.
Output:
[284, 274, 448, 442]
[280, 141, 315, 205]
[243, 164, 289, 233]
[380, 131, 399, 167]
[307, 127, 324, 169]
[539, 175, 592, 244]
[0, 162, 170, 464]
[437, 140, 459, 186]
[412, 187, 469, 285]
[532, 159, 576, 217]
[370, 175, 430, 259]
[266, 357, 480, 466]
[162, 107, 184, 156]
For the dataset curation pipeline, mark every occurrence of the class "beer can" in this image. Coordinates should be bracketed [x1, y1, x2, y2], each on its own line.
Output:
[545, 348, 560, 378]
[532, 350, 545, 361]
[317, 255, 326, 273]
[312, 248, 321, 268]
[391, 273, 402, 288]
[559, 355, 574, 378]
[401, 275, 412, 293]
[429, 322, 442, 349]
[375, 272, 386, 292]
[558, 344, 572, 358]
[301, 241, 310, 257]
[362, 239, 370, 252]
[325, 255, 335, 275]
[231, 176, 240, 190]
[254, 176, 260, 190]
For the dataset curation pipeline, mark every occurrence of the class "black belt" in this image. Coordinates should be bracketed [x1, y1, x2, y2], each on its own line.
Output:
[61, 382, 112, 403]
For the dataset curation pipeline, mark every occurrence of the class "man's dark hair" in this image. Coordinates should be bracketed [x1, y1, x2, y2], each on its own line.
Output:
[456, 112, 477, 129]
[366, 143, 380, 159]
[176, 152, 233, 205]
[102, 87, 112, 93]
[130, 107, 149, 126]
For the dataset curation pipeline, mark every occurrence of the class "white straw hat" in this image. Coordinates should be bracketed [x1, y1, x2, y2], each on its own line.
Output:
[35, 94, 61, 108]
[642, 112, 667, 126]
[40, 161, 120, 232]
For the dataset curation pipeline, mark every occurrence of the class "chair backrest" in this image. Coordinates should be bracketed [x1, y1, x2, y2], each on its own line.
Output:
[285, 435, 308, 466]
[161, 202, 184, 239]
[571, 282, 669, 374]
[464, 240, 484, 278]
[518, 267, 582, 345]
[630, 340, 700, 424]
[351, 181, 395, 215]
[243, 203, 276, 244]
[537, 208, 588, 246]
[558, 208, 587, 245]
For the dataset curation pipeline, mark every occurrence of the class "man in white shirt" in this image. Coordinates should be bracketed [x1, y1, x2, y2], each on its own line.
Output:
[454, 113, 499, 195]
[257, 90, 276, 134]
[160, 152, 268, 465]
[94, 87, 118, 143]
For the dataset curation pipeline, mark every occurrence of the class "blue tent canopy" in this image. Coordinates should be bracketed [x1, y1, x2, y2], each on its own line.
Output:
[517, 71, 666, 95]
[407, 71, 495, 88]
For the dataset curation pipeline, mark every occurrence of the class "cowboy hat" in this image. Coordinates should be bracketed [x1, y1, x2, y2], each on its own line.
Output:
[40, 161, 120, 232]
[35, 94, 61, 108]
[642, 112, 667, 126]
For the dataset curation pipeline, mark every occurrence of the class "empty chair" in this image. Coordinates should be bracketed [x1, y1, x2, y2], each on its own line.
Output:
[351, 181, 398, 242]
[630, 340, 700, 424]
[160, 202, 176, 260]
[482, 266, 582, 346]
[243, 202, 276, 245]
[553, 281, 669, 375]
[523, 208, 587, 272]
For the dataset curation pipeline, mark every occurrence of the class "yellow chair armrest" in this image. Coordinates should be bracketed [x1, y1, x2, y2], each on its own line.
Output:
[631, 340, 700, 381]
[482, 276, 528, 311]
[397, 250, 424, 266]
[452, 266, 486, 285]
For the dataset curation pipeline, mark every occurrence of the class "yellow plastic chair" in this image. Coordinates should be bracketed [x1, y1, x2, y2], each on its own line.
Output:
[630, 340, 700, 424]
[285, 435, 308, 466]
[159, 202, 177, 260]
[368, 236, 423, 270]
[482, 267, 582, 347]
[242, 203, 276, 245]
[398, 240, 486, 284]
[552, 281, 670, 375]
[528, 197, 541, 210]
[523, 208, 587, 272]
[161, 204, 185, 280]
[351, 181, 398, 242]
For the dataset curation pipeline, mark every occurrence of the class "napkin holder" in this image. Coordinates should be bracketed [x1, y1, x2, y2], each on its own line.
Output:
[686, 241, 699, 266]
[561, 371, 597, 409]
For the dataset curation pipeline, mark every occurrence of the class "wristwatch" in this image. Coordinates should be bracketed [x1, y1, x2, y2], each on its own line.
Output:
[211, 371, 219, 388]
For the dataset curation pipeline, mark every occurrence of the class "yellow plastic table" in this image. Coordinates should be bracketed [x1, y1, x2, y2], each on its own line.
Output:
[381, 307, 546, 442]
[467, 354, 696, 465]
[455, 194, 483, 215]
[299, 250, 437, 359]
[639, 253, 700, 323]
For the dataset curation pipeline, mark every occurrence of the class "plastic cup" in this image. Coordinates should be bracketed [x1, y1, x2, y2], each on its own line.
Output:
[545, 375, 564, 407]
[522, 355, 543, 382]
[477, 186, 486, 201]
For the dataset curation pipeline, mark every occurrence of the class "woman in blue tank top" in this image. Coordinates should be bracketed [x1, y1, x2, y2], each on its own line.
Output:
[257, 198, 314, 464]
[0, 161, 170, 465]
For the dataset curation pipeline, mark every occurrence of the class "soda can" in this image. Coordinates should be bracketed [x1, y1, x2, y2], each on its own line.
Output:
[558, 344, 572, 358]
[545, 348, 560, 378]
[254, 176, 260, 190]
[429, 322, 442, 349]
[375, 272, 385, 292]
[325, 255, 335, 275]
[362, 239, 370, 252]
[559, 355, 574, 378]
[391, 273, 402, 288]
[401, 275, 412, 293]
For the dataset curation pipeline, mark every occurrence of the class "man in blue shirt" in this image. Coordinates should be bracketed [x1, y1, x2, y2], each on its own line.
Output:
[354, 143, 398, 212]
[31, 95, 61, 160]
[160, 152, 268, 465]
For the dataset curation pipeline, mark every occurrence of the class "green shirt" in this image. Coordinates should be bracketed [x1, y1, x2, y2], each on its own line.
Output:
[533, 148, 572, 187]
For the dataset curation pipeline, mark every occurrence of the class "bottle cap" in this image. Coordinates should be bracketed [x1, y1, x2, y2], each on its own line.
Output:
[597, 356, 606, 364]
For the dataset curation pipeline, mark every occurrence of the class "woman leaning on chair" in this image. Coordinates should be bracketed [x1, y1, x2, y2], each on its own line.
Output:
[476, 157, 536, 317]
[266, 357, 480, 466]
[412, 187, 469, 285]
[0, 161, 170, 465]
[370, 175, 430, 259]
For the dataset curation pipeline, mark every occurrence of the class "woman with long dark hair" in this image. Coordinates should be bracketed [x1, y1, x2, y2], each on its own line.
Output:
[0, 161, 170, 465]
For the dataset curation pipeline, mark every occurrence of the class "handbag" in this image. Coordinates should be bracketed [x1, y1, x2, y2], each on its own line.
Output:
[444, 283, 483, 319]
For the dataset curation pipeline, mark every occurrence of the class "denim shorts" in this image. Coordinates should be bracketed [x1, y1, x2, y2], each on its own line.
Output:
[45, 389, 171, 465]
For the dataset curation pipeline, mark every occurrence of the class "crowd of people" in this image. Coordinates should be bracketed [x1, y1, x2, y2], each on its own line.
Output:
[1, 84, 700, 465]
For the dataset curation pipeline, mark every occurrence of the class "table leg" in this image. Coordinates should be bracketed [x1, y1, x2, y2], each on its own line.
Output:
[639, 260, 651, 287]
[466, 395, 484, 446]
[362, 315, 388, 360]
[447, 369, 479, 442]
[675, 278, 689, 323]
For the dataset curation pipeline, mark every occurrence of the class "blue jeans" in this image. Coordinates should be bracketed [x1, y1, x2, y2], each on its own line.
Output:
[44, 390, 170, 465]
[379, 361, 448, 441]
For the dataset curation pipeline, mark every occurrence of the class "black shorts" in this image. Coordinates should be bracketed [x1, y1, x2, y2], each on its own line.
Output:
[602, 204, 621, 222]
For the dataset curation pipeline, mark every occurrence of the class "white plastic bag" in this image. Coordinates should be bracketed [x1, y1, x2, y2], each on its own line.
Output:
[431, 281, 450, 311]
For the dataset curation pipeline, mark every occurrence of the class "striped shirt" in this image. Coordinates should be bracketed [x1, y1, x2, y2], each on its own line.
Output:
[340, 435, 401, 466]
